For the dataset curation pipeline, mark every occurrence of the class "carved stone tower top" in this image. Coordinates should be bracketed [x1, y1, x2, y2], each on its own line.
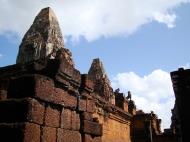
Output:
[16, 7, 73, 65]
[88, 58, 113, 101]
[88, 58, 107, 81]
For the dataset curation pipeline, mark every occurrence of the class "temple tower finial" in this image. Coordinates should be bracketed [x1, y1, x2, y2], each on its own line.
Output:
[16, 7, 65, 64]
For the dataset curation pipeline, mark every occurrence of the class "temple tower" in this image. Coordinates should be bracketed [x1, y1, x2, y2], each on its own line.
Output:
[16, 7, 73, 66]
[88, 58, 114, 101]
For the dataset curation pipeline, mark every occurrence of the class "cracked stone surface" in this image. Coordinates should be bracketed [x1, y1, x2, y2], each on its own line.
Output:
[16, 7, 74, 66]
[88, 58, 114, 101]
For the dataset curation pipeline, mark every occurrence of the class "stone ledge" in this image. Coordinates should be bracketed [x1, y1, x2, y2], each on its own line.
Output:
[7, 74, 77, 108]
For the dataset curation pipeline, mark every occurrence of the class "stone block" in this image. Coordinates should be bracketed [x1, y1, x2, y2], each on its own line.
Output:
[71, 111, 80, 131]
[84, 134, 102, 142]
[7, 75, 54, 100]
[35, 75, 55, 101]
[44, 105, 60, 128]
[54, 88, 77, 108]
[27, 99, 45, 125]
[93, 136, 102, 142]
[62, 93, 77, 109]
[57, 128, 81, 142]
[61, 108, 72, 129]
[78, 98, 87, 112]
[86, 99, 95, 113]
[83, 120, 102, 136]
[24, 123, 41, 142]
[41, 126, 57, 142]
[72, 69, 81, 86]
[0, 122, 40, 142]
[80, 74, 93, 92]
[56, 60, 81, 86]
[81, 112, 93, 121]
[0, 98, 44, 124]
[84, 134, 92, 142]
[8, 74, 77, 107]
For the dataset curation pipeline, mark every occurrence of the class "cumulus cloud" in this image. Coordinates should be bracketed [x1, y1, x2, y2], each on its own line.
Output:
[111, 69, 175, 130]
[154, 12, 176, 28]
[0, 0, 189, 41]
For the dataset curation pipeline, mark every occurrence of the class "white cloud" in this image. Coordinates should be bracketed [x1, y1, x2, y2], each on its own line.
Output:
[111, 69, 175, 130]
[0, 54, 3, 58]
[0, 0, 189, 42]
[154, 12, 176, 28]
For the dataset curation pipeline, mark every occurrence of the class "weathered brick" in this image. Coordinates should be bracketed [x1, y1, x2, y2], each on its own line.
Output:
[24, 123, 41, 142]
[61, 109, 80, 131]
[78, 98, 87, 112]
[44, 105, 60, 127]
[7, 75, 78, 107]
[84, 134, 102, 142]
[41, 126, 57, 142]
[35, 75, 55, 101]
[71, 111, 80, 131]
[61, 108, 72, 129]
[53, 88, 67, 105]
[54, 88, 77, 108]
[56, 61, 81, 87]
[84, 134, 92, 142]
[80, 74, 93, 92]
[28, 98, 45, 124]
[93, 137, 102, 142]
[72, 68, 81, 86]
[57, 128, 81, 142]
[83, 120, 102, 136]
[0, 122, 40, 142]
[0, 98, 44, 124]
[81, 112, 93, 121]
[86, 99, 95, 113]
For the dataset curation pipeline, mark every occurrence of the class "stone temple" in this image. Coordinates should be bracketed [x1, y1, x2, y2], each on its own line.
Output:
[0, 7, 186, 142]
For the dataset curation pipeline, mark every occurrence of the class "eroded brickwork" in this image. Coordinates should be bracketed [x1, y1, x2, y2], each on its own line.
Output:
[0, 7, 132, 142]
[0, 7, 178, 142]
[0, 66, 104, 142]
[88, 58, 114, 102]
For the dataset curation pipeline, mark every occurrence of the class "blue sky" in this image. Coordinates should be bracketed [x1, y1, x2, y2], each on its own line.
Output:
[0, 0, 190, 129]
[69, 3, 190, 76]
[1, 3, 189, 75]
